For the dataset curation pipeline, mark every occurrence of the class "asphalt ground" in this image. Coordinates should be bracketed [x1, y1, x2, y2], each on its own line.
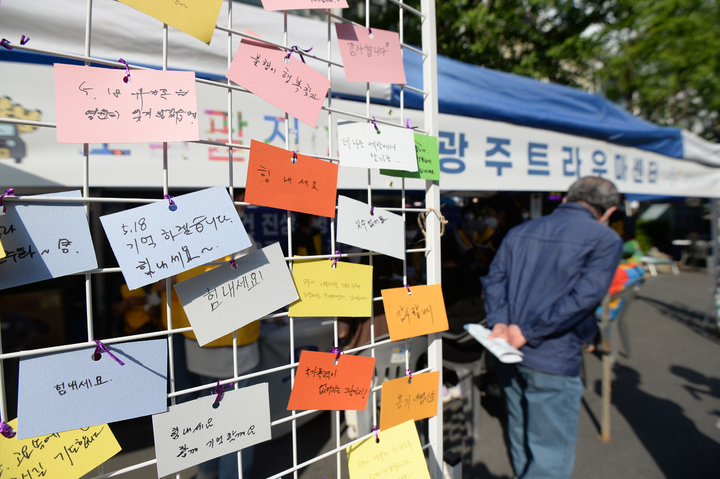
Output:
[87, 268, 720, 479]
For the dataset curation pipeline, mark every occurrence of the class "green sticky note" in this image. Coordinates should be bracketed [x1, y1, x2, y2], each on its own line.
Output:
[381, 133, 440, 181]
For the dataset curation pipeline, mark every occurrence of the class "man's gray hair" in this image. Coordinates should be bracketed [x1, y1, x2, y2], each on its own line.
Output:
[566, 176, 620, 215]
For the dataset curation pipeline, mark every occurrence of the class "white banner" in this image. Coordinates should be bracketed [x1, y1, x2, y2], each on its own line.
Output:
[2, 62, 719, 196]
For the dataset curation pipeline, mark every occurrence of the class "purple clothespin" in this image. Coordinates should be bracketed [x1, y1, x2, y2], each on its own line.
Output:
[0, 188, 15, 214]
[118, 58, 131, 84]
[213, 380, 231, 407]
[371, 117, 380, 134]
[93, 340, 125, 366]
[285, 45, 313, 64]
[404, 284, 412, 295]
[0, 416, 16, 439]
[329, 250, 340, 268]
[371, 425, 380, 443]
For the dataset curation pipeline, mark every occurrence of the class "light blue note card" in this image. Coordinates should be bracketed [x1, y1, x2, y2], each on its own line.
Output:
[17, 338, 168, 439]
[100, 186, 251, 290]
[0, 190, 98, 291]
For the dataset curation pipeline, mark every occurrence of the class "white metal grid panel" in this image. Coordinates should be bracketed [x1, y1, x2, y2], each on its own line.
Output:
[0, 0, 441, 477]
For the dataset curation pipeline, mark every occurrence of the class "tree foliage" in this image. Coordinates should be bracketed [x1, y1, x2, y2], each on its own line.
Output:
[346, 0, 720, 141]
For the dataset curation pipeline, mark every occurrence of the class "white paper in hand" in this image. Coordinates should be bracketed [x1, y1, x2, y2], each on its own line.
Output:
[464, 323, 524, 364]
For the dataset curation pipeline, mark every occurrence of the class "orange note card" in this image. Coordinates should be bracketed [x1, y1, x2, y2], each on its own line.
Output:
[287, 350, 375, 411]
[379, 371, 439, 430]
[335, 24, 407, 84]
[54, 64, 199, 144]
[245, 140, 338, 218]
[381, 284, 449, 340]
[226, 29, 330, 128]
[261, 0, 348, 10]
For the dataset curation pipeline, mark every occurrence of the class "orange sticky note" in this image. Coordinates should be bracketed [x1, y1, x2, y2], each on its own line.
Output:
[118, 0, 223, 44]
[287, 350, 375, 411]
[226, 30, 330, 128]
[379, 371, 439, 430]
[54, 64, 199, 144]
[382, 284, 449, 340]
[261, 0, 348, 10]
[245, 140, 338, 218]
[335, 24, 407, 84]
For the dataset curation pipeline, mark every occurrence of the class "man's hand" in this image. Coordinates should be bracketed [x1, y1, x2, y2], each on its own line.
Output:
[488, 323, 509, 342]
[507, 325, 527, 349]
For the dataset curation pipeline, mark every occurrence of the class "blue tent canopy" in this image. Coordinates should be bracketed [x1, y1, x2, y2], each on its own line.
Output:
[396, 52, 684, 160]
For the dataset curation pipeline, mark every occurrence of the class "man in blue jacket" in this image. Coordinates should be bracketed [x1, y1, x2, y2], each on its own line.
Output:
[483, 176, 623, 479]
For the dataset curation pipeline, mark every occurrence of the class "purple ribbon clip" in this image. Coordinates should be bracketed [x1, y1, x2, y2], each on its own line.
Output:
[371, 117, 380, 134]
[404, 284, 411, 295]
[93, 340, 125, 366]
[118, 58, 131, 84]
[285, 45, 313, 64]
[0, 39, 12, 50]
[406, 119, 417, 130]
[0, 419, 16, 439]
[292, 151, 298, 164]
[370, 206, 374, 216]
[213, 380, 231, 407]
[371, 425, 380, 443]
[20, 35, 29, 45]
[406, 368, 412, 381]
[163, 194, 175, 206]
[328, 250, 340, 268]
[230, 259, 237, 269]
[0, 188, 15, 214]
[330, 347, 343, 362]
[368, 27, 373, 36]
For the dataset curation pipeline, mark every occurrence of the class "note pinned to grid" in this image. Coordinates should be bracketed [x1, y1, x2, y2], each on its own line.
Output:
[381, 133, 441, 181]
[381, 284, 449, 341]
[245, 140, 338, 218]
[0, 419, 121, 479]
[379, 371, 439, 430]
[117, 0, 223, 44]
[54, 64, 199, 144]
[226, 30, 329, 128]
[335, 23, 407, 84]
[346, 419, 430, 479]
[336, 196, 405, 260]
[288, 259, 373, 318]
[338, 122, 418, 172]
[287, 351, 375, 411]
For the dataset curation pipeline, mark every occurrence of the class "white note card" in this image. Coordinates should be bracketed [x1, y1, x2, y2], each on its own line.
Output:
[173, 242, 298, 346]
[100, 186, 251, 290]
[336, 196, 405, 260]
[17, 338, 168, 439]
[0, 190, 98, 291]
[152, 383, 272, 478]
[337, 122, 418, 172]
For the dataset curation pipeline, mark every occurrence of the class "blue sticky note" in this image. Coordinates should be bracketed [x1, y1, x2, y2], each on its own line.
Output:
[0, 190, 98, 291]
[17, 338, 168, 439]
[100, 186, 251, 290]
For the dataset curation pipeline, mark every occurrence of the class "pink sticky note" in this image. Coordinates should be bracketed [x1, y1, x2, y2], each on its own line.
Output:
[261, 0, 348, 10]
[335, 24, 407, 84]
[226, 30, 329, 128]
[54, 64, 199, 143]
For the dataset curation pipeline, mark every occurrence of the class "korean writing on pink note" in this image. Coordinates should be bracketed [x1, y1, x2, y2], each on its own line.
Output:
[55, 64, 199, 143]
[335, 24, 407, 84]
[247, 52, 323, 102]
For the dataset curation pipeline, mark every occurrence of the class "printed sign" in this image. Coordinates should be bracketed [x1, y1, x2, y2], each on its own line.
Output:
[381, 134, 441, 181]
[226, 30, 329, 127]
[335, 24, 406, 84]
[382, 284, 449, 340]
[152, 383, 272, 478]
[55, 64, 199, 143]
[0, 419, 121, 479]
[118, 0, 223, 44]
[245, 140, 338, 218]
[288, 259, 372, 317]
[17, 339, 168, 439]
[173, 242, 298, 346]
[338, 122, 418, 172]
[336, 196, 404, 260]
[346, 419, 430, 479]
[100, 186, 251, 290]
[0, 190, 98, 291]
[287, 351, 375, 411]
[379, 371, 439, 430]
[261, 0, 348, 10]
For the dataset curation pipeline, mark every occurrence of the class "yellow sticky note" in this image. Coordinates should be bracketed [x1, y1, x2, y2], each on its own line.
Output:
[0, 237, 5, 259]
[118, 0, 223, 44]
[346, 419, 430, 479]
[289, 259, 372, 317]
[0, 419, 121, 479]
